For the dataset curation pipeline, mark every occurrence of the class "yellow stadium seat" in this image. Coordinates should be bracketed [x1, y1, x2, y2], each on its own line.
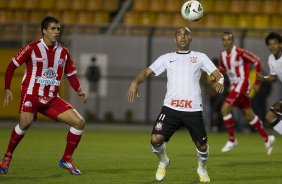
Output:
[77, 11, 93, 25]
[150, 0, 165, 12]
[132, 0, 149, 11]
[8, 0, 23, 9]
[0, 10, 12, 23]
[165, 0, 182, 13]
[38, 0, 54, 9]
[221, 14, 237, 28]
[253, 15, 270, 28]
[13, 11, 29, 22]
[214, 0, 228, 13]
[230, 0, 246, 13]
[102, 0, 119, 12]
[140, 12, 156, 26]
[237, 14, 254, 28]
[262, 0, 278, 14]
[24, 0, 39, 10]
[247, 0, 262, 14]
[204, 14, 221, 27]
[29, 11, 45, 23]
[61, 11, 76, 25]
[123, 11, 140, 26]
[70, 0, 86, 10]
[0, 0, 7, 8]
[93, 11, 110, 25]
[55, 0, 70, 10]
[172, 14, 187, 27]
[270, 16, 282, 28]
[86, 0, 102, 11]
[155, 13, 173, 26]
[45, 10, 61, 19]
[200, 0, 214, 13]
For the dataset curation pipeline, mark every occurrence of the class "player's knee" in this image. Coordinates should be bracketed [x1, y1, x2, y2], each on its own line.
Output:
[71, 117, 85, 130]
[19, 119, 33, 130]
[266, 112, 276, 123]
[151, 134, 164, 146]
[196, 142, 208, 152]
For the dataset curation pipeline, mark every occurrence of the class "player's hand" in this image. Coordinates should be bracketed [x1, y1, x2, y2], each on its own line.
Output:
[213, 82, 224, 94]
[127, 82, 139, 102]
[77, 88, 87, 103]
[3, 89, 13, 107]
[256, 72, 264, 81]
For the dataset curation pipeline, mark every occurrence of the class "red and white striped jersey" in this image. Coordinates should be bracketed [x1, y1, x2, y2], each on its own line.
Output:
[12, 39, 77, 97]
[219, 46, 261, 94]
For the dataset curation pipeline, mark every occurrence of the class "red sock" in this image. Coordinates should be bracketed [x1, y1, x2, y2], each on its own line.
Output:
[223, 114, 235, 142]
[62, 130, 82, 161]
[5, 129, 25, 158]
[249, 116, 268, 142]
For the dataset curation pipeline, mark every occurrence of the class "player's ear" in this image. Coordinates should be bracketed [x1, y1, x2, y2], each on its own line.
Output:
[43, 29, 47, 35]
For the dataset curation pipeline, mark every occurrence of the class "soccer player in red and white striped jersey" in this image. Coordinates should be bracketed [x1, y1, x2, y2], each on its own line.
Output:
[0, 16, 87, 175]
[219, 31, 275, 155]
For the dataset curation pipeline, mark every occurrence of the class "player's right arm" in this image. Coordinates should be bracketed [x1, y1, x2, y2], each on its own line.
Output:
[3, 63, 17, 107]
[127, 68, 154, 102]
[3, 44, 31, 107]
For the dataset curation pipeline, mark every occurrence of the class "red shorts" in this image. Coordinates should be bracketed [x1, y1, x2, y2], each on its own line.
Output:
[19, 94, 73, 121]
[225, 89, 251, 109]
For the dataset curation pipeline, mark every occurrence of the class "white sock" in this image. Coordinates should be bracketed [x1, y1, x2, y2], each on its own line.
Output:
[196, 145, 209, 169]
[273, 120, 282, 135]
[15, 124, 26, 135]
[152, 143, 169, 164]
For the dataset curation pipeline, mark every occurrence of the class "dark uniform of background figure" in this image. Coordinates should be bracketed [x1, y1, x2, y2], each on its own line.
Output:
[86, 57, 101, 93]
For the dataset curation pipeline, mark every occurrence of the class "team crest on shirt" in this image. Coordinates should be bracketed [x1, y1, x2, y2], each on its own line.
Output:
[36, 67, 60, 86]
[189, 56, 198, 63]
[24, 101, 32, 107]
[155, 122, 163, 131]
[58, 59, 65, 67]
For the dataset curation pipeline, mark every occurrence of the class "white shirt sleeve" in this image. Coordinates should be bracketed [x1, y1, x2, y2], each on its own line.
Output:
[200, 53, 217, 75]
[149, 55, 167, 76]
[268, 56, 277, 75]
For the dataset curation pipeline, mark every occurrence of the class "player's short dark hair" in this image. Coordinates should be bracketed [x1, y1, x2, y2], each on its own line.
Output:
[265, 32, 282, 45]
[41, 16, 59, 31]
[222, 31, 234, 40]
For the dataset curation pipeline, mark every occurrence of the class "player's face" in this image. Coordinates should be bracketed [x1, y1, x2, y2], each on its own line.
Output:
[222, 34, 234, 52]
[267, 39, 282, 57]
[175, 27, 192, 51]
[43, 22, 61, 46]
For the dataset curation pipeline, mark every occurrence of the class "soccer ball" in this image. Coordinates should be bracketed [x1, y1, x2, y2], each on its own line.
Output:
[181, 0, 204, 22]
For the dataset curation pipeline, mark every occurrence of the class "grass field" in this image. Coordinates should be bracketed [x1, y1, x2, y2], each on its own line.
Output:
[0, 123, 281, 184]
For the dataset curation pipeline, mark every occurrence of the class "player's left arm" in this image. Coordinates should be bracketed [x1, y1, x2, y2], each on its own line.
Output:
[210, 70, 224, 94]
[67, 74, 87, 103]
[65, 50, 87, 103]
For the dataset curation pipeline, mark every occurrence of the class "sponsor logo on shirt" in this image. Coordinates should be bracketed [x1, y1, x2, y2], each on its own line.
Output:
[24, 101, 32, 107]
[36, 67, 60, 86]
[171, 99, 192, 108]
[189, 56, 198, 63]
[58, 59, 65, 66]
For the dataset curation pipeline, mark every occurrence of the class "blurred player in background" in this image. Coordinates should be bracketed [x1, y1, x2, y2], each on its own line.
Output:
[257, 32, 282, 135]
[127, 27, 224, 183]
[0, 16, 87, 175]
[219, 31, 275, 155]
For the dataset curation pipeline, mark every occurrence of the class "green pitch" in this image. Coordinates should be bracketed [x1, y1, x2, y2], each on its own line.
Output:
[0, 125, 281, 184]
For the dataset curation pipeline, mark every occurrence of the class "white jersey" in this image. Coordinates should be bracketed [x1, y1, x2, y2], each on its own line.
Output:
[149, 51, 217, 112]
[268, 54, 282, 82]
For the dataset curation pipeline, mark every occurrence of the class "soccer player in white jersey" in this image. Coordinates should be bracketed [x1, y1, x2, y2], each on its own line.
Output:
[219, 31, 275, 155]
[0, 16, 87, 175]
[127, 27, 224, 183]
[257, 32, 282, 135]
